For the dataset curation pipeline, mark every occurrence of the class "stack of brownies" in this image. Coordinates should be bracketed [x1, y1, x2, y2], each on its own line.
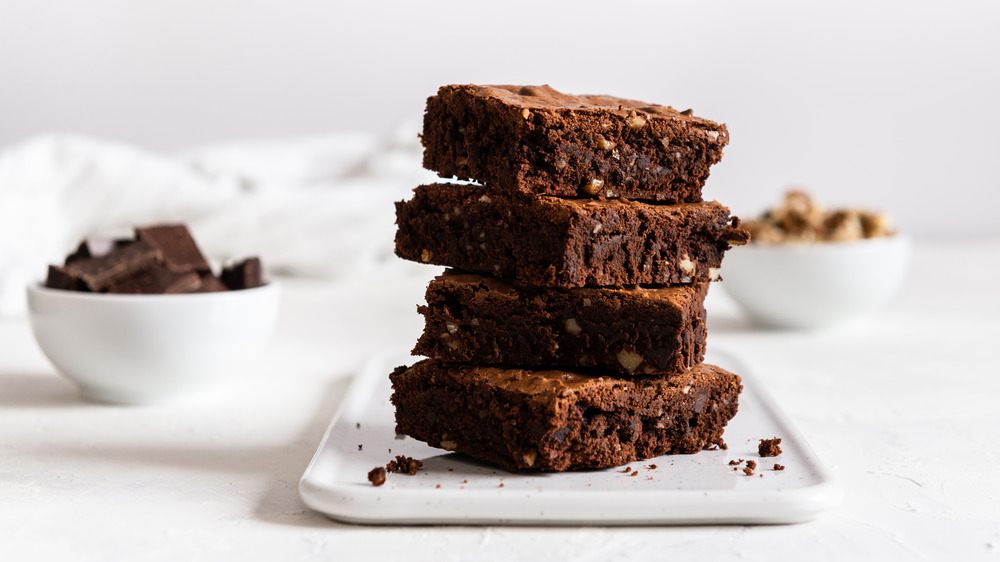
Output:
[390, 85, 749, 472]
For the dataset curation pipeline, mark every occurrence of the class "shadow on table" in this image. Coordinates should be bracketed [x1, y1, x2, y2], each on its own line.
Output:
[0, 371, 79, 408]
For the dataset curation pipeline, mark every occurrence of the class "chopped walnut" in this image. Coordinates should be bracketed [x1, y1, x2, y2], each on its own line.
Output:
[744, 190, 894, 244]
[616, 349, 644, 372]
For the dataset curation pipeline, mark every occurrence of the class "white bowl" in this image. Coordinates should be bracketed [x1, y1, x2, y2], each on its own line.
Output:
[719, 236, 911, 329]
[26, 283, 280, 404]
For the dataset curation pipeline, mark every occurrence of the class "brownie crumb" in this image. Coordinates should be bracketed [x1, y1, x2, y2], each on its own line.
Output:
[499, 483, 505, 488]
[435, 484, 441, 489]
[356, 423, 361, 429]
[728, 459, 744, 466]
[386, 455, 423, 475]
[742, 466, 754, 476]
[367, 467, 387, 486]
[630, 471, 638, 477]
[746, 459, 757, 470]
[774, 464, 786, 471]
[720, 441, 729, 450]
[758, 438, 783, 457]
[621, 466, 632, 473]
[358, 444, 363, 451]
[648, 464, 658, 470]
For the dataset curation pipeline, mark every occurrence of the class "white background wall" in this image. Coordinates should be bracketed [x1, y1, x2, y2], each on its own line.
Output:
[2, 0, 998, 237]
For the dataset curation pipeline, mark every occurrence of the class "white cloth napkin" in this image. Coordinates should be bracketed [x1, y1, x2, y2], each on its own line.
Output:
[0, 122, 439, 316]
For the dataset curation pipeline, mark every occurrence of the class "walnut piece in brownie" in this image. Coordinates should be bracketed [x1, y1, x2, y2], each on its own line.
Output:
[395, 183, 748, 288]
[759, 437, 783, 457]
[422, 84, 729, 202]
[390, 359, 742, 472]
[415, 271, 708, 375]
[386, 455, 423, 475]
[367, 466, 387, 486]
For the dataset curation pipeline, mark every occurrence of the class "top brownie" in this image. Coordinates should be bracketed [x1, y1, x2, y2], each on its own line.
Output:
[421, 84, 729, 203]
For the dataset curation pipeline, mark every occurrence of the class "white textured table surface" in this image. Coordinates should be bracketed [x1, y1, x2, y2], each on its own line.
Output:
[2, 240, 998, 561]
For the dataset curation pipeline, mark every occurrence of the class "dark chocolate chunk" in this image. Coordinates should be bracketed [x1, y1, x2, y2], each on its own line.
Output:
[220, 257, 263, 290]
[63, 240, 162, 291]
[64, 238, 133, 265]
[194, 273, 229, 293]
[135, 224, 211, 273]
[106, 266, 203, 294]
[44, 265, 85, 291]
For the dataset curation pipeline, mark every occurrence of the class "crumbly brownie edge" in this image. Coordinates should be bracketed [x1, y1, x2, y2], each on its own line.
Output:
[390, 360, 742, 472]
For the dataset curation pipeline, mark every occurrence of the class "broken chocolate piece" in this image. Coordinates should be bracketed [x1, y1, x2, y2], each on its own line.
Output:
[220, 257, 263, 290]
[135, 224, 211, 273]
[45, 265, 85, 291]
[107, 266, 203, 294]
[65, 238, 133, 265]
[63, 240, 162, 291]
[194, 273, 229, 293]
[47, 224, 265, 296]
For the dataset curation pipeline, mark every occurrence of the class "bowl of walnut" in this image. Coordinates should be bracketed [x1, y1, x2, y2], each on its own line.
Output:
[721, 191, 911, 329]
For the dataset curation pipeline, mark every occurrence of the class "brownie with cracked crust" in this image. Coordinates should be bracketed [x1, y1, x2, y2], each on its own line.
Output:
[394, 183, 749, 288]
[414, 270, 708, 375]
[390, 359, 742, 472]
[421, 84, 729, 202]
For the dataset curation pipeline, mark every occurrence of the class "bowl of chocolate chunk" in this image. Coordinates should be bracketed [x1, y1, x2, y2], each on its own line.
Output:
[720, 191, 910, 329]
[26, 224, 279, 404]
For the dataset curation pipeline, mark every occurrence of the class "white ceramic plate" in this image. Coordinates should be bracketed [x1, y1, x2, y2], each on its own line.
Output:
[299, 350, 842, 525]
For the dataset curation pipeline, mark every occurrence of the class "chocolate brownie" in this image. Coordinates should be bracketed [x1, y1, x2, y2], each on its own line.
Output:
[395, 183, 749, 287]
[421, 84, 729, 202]
[390, 359, 742, 472]
[414, 271, 708, 375]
